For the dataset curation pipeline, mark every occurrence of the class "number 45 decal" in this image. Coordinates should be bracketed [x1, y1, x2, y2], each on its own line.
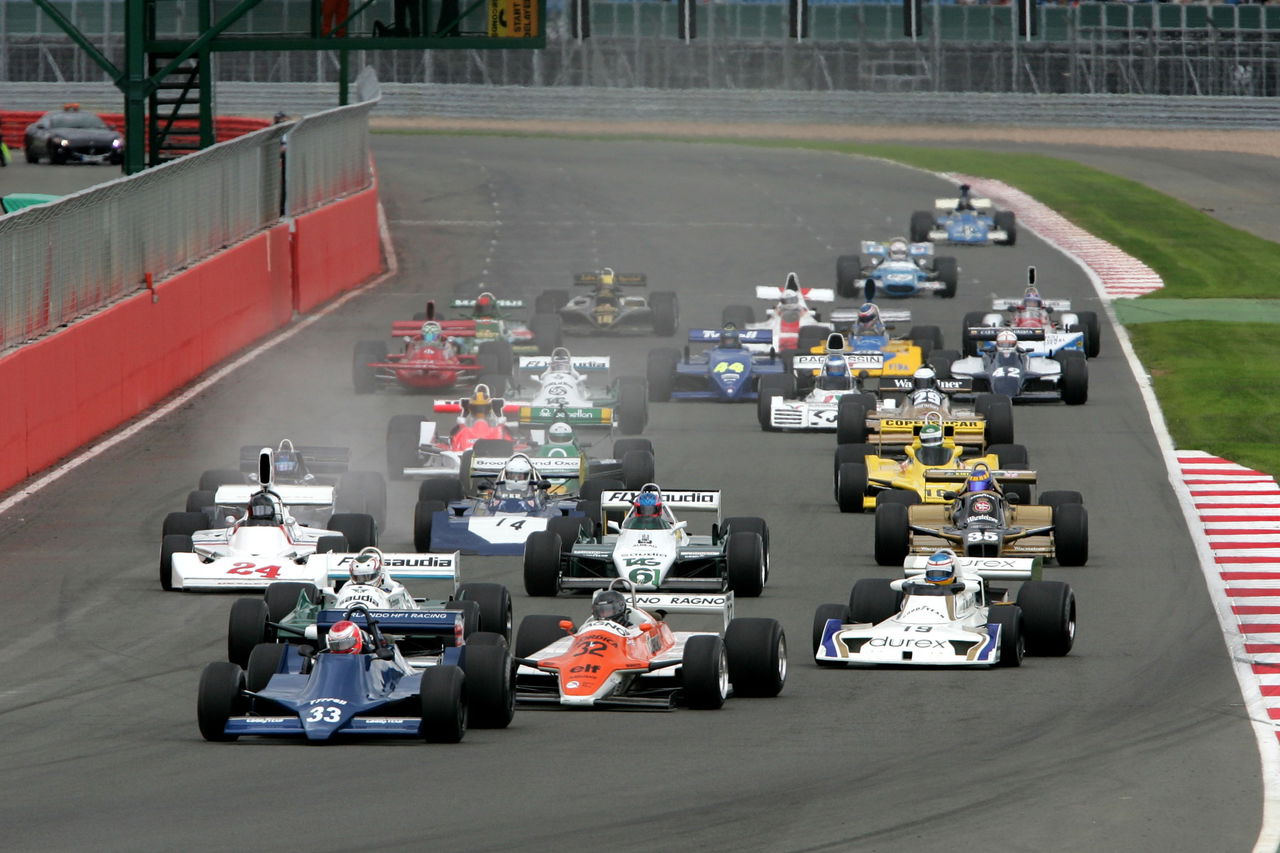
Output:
[225, 562, 282, 578]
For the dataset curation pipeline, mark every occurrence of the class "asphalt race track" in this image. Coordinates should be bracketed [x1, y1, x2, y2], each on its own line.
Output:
[0, 137, 1263, 852]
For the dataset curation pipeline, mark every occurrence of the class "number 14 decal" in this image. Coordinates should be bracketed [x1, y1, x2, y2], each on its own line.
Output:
[226, 562, 282, 578]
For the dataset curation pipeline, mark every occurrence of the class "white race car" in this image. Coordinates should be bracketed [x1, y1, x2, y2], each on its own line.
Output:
[721, 273, 834, 353]
[758, 348, 884, 432]
[522, 484, 770, 597]
[961, 272, 1100, 359]
[813, 555, 1076, 668]
[160, 448, 378, 591]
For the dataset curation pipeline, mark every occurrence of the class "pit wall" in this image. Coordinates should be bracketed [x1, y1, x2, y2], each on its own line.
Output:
[0, 182, 382, 492]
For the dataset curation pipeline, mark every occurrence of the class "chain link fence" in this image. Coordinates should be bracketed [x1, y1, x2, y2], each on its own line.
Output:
[0, 98, 374, 353]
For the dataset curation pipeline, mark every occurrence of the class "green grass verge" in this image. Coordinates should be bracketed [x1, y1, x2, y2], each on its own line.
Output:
[1126, 321, 1280, 476]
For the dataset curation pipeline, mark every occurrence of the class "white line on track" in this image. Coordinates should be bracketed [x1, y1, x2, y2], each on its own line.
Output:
[0, 199, 400, 519]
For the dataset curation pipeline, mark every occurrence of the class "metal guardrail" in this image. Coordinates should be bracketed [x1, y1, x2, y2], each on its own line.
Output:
[4, 82, 1277, 130]
[0, 98, 375, 354]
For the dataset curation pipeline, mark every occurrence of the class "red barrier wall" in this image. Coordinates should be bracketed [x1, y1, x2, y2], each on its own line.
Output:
[0, 110, 270, 150]
[0, 224, 294, 488]
[292, 186, 383, 313]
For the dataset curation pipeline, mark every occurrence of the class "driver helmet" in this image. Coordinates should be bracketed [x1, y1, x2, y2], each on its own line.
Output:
[856, 302, 882, 333]
[719, 327, 743, 349]
[247, 491, 282, 525]
[824, 354, 849, 378]
[912, 366, 937, 392]
[924, 549, 958, 585]
[274, 448, 304, 479]
[633, 488, 663, 520]
[780, 290, 800, 310]
[468, 385, 493, 409]
[966, 464, 995, 493]
[326, 620, 365, 654]
[995, 330, 1019, 354]
[592, 590, 628, 624]
[548, 421, 575, 444]
[503, 455, 534, 484]
[600, 268, 616, 286]
[420, 321, 443, 345]
[549, 347, 572, 373]
[917, 423, 948, 466]
[474, 292, 497, 317]
[1022, 286, 1043, 310]
[888, 239, 910, 261]
[349, 546, 384, 587]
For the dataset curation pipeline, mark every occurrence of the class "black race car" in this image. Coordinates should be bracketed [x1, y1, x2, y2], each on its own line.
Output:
[23, 106, 123, 165]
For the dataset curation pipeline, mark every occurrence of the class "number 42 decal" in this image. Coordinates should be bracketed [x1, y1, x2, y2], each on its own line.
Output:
[225, 562, 282, 578]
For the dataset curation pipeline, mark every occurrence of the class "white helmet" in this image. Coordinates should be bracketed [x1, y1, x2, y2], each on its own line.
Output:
[548, 421, 574, 444]
[888, 239, 909, 261]
[348, 547, 384, 586]
[780, 290, 799, 309]
[549, 347, 572, 373]
[996, 330, 1018, 353]
[503, 455, 534, 483]
[912, 366, 937, 391]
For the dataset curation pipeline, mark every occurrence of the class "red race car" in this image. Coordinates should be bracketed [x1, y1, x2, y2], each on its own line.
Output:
[353, 317, 510, 394]
[386, 384, 533, 481]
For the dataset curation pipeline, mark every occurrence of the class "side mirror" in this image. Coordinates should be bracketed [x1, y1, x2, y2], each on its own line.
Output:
[672, 520, 688, 531]
[638, 622, 654, 632]
[225, 515, 236, 524]
[537, 479, 553, 490]
[1006, 492, 1021, 505]
[941, 491, 958, 501]
[558, 620, 574, 632]
[607, 520, 621, 532]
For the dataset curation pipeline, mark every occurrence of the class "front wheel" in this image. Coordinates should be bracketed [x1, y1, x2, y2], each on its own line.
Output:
[681, 635, 728, 710]
[725, 618, 786, 697]
[197, 662, 245, 742]
[461, 644, 515, 729]
[725, 531, 766, 597]
[523, 531, 564, 596]
[420, 665, 467, 743]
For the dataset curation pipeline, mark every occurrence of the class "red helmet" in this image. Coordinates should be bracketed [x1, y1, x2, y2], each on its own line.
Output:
[475, 292, 496, 316]
[327, 620, 364, 654]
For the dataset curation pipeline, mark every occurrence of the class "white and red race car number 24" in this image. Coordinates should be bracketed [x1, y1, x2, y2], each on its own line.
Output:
[225, 561, 283, 579]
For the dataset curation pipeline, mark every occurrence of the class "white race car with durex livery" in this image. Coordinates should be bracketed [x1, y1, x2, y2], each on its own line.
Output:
[813, 554, 1076, 668]
[522, 484, 771, 597]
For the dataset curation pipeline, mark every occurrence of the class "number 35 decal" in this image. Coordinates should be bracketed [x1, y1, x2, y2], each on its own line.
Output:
[225, 562, 282, 578]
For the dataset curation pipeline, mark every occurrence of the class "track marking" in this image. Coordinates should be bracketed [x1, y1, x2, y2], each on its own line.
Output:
[0, 200, 400, 519]
[948, 172, 1279, 853]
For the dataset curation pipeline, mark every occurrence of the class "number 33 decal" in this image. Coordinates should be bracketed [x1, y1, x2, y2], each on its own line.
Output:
[306, 707, 341, 723]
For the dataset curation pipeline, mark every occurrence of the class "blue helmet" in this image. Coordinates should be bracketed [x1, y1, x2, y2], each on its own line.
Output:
[924, 549, 958, 585]
[857, 303, 880, 327]
[966, 464, 995, 493]
[824, 355, 848, 377]
[420, 321, 443, 344]
[1022, 286, 1043, 310]
[634, 488, 663, 518]
[719, 327, 742, 349]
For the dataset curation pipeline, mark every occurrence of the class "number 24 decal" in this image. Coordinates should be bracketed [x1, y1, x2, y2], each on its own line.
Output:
[225, 562, 282, 578]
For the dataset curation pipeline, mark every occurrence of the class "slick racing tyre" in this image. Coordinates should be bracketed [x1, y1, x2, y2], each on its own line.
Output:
[515, 614, 573, 658]
[461, 643, 516, 729]
[812, 603, 851, 662]
[420, 665, 467, 743]
[523, 531, 563, 596]
[227, 598, 271, 667]
[681, 635, 728, 710]
[197, 662, 246, 742]
[1016, 580, 1076, 656]
[456, 583, 514, 640]
[725, 617, 787, 697]
[987, 605, 1025, 666]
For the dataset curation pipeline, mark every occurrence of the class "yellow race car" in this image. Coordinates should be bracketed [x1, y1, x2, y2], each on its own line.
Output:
[833, 415, 1028, 513]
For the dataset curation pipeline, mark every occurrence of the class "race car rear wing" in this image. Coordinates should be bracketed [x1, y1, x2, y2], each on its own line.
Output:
[902, 555, 1042, 581]
[574, 272, 646, 286]
[517, 355, 610, 372]
[390, 319, 478, 339]
[514, 404, 613, 426]
[450, 297, 525, 309]
[315, 607, 465, 638]
[238, 444, 350, 476]
[860, 241, 933, 258]
[792, 352, 885, 374]
[990, 298, 1072, 313]
[600, 489, 721, 513]
[307, 551, 462, 586]
[922, 469, 1038, 485]
[754, 285, 834, 303]
[631, 592, 735, 629]
[881, 377, 972, 394]
[829, 308, 912, 327]
[213, 483, 337, 507]
[871, 418, 986, 445]
[965, 326, 1046, 343]
[467, 455, 584, 479]
[935, 197, 992, 210]
[689, 329, 774, 344]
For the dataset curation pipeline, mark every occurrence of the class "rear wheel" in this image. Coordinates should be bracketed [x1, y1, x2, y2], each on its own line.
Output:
[546, 516, 589, 552]
[456, 583, 513, 640]
[385, 414, 426, 481]
[523, 531, 563, 596]
[1077, 310, 1101, 358]
[876, 490, 920, 507]
[245, 642, 287, 693]
[988, 605, 1025, 666]
[797, 325, 832, 353]
[975, 394, 1014, 446]
[836, 254, 863, 299]
[414, 500, 446, 552]
[418, 478, 465, 504]
[198, 469, 244, 491]
[994, 210, 1018, 246]
[650, 292, 679, 336]
[615, 376, 649, 435]
[721, 304, 755, 329]
[725, 532, 766, 597]
[1017, 581, 1076, 656]
[909, 211, 934, 243]
[535, 289, 569, 315]
[1059, 352, 1088, 405]
[477, 339, 515, 375]
[620, 451, 655, 490]
[929, 350, 959, 380]
[352, 339, 387, 394]
[836, 399, 868, 445]
[933, 256, 958, 298]
[326, 513, 377, 550]
[1039, 490, 1084, 511]
[335, 471, 387, 530]
[163, 511, 207, 537]
[756, 373, 796, 431]
[264, 582, 318, 623]
[848, 578, 901, 625]
[197, 662, 245, 742]
[646, 348, 680, 402]
[515, 614, 572, 658]
[530, 313, 564, 355]
[725, 618, 787, 697]
[837, 463, 868, 513]
[812, 603, 851, 657]
[873, 503, 910, 566]
[185, 490, 215, 514]
[420, 665, 467, 743]
[681, 635, 728, 710]
[228, 598, 271, 667]
[906, 325, 943, 357]
[960, 311, 988, 357]
[461, 644, 515, 729]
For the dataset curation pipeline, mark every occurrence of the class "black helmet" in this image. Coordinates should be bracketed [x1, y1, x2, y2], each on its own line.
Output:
[592, 590, 628, 624]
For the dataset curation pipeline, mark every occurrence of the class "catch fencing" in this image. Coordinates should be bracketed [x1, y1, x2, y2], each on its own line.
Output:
[0, 98, 374, 353]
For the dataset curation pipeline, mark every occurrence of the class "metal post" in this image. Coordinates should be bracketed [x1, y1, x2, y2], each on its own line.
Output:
[339, 49, 350, 104]
[124, 0, 147, 174]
